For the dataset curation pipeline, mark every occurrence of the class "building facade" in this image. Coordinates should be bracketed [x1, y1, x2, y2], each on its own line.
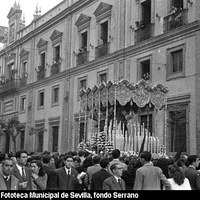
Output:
[0, 0, 200, 155]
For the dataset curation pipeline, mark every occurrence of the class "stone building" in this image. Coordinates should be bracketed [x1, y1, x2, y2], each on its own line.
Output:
[0, 0, 199, 155]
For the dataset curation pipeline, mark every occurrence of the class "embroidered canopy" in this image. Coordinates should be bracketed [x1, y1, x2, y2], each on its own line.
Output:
[79, 79, 168, 111]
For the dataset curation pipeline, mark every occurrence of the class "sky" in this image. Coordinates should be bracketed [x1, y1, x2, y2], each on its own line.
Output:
[0, 0, 63, 27]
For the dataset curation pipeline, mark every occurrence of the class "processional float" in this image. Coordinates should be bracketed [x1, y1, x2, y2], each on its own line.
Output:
[78, 79, 168, 155]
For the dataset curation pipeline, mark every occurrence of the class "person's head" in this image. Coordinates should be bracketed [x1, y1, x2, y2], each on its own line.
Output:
[110, 163, 123, 178]
[78, 150, 85, 158]
[2, 158, 14, 176]
[42, 154, 51, 165]
[64, 154, 73, 169]
[112, 149, 120, 159]
[73, 156, 81, 168]
[15, 150, 28, 166]
[168, 164, 185, 185]
[140, 151, 151, 165]
[30, 160, 45, 177]
[187, 155, 199, 168]
[154, 157, 170, 178]
[92, 155, 101, 165]
[99, 157, 110, 169]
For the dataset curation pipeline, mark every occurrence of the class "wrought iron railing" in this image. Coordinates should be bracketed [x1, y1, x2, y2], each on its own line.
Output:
[163, 9, 188, 32]
[37, 69, 46, 81]
[18, 78, 27, 88]
[134, 23, 153, 44]
[95, 42, 110, 58]
[51, 63, 60, 76]
[76, 51, 89, 65]
[0, 79, 18, 94]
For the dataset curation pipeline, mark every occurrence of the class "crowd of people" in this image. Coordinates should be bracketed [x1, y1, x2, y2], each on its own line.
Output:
[0, 148, 200, 191]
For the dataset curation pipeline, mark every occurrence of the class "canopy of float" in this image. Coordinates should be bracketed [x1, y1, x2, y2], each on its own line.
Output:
[79, 79, 168, 111]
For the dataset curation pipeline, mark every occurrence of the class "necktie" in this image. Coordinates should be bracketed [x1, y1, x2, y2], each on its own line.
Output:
[118, 178, 123, 190]
[22, 167, 26, 180]
[4, 176, 9, 181]
[66, 169, 70, 187]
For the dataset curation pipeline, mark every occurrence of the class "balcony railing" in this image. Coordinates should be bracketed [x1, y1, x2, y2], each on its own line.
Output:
[134, 23, 153, 44]
[37, 69, 46, 81]
[51, 63, 60, 76]
[95, 42, 110, 58]
[76, 51, 89, 65]
[0, 79, 18, 94]
[18, 78, 27, 88]
[163, 9, 188, 32]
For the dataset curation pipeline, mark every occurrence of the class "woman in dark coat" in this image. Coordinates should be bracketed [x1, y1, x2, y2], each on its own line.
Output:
[121, 157, 141, 190]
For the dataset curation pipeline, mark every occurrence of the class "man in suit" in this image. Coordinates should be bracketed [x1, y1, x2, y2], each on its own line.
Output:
[84, 154, 101, 190]
[42, 154, 57, 190]
[90, 157, 111, 190]
[56, 154, 79, 190]
[182, 155, 200, 190]
[133, 151, 171, 190]
[108, 149, 127, 175]
[103, 163, 126, 190]
[0, 158, 19, 190]
[11, 150, 32, 190]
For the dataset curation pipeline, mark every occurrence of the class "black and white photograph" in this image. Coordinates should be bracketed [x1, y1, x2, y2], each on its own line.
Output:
[0, 0, 200, 195]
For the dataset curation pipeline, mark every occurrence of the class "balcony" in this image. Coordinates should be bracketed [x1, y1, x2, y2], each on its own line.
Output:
[95, 42, 110, 58]
[163, 9, 188, 32]
[18, 78, 27, 88]
[134, 23, 153, 44]
[37, 69, 46, 81]
[0, 79, 18, 95]
[76, 51, 89, 65]
[51, 62, 60, 76]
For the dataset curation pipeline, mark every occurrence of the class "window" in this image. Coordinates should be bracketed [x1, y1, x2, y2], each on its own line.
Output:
[7, 62, 15, 80]
[141, 60, 150, 80]
[141, 0, 151, 25]
[20, 96, 26, 112]
[167, 44, 185, 80]
[20, 130, 25, 150]
[168, 105, 187, 152]
[40, 52, 46, 70]
[76, 31, 89, 65]
[21, 61, 27, 78]
[94, 2, 112, 58]
[81, 31, 87, 50]
[78, 76, 87, 100]
[54, 45, 60, 62]
[100, 21, 108, 44]
[137, 56, 152, 81]
[172, 50, 183, 73]
[38, 90, 44, 109]
[52, 126, 59, 152]
[80, 79, 87, 90]
[52, 86, 59, 106]
[98, 71, 108, 84]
